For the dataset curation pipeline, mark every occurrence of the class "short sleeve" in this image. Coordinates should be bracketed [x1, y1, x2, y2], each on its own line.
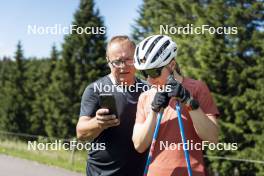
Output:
[196, 81, 220, 117]
[135, 94, 147, 124]
[79, 84, 100, 117]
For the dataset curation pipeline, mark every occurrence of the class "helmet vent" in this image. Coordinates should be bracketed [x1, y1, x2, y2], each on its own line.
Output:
[163, 52, 171, 62]
[151, 40, 170, 63]
[142, 36, 153, 50]
[136, 47, 141, 64]
[145, 35, 163, 59]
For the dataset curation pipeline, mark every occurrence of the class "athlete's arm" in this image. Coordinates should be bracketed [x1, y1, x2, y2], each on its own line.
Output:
[189, 109, 219, 143]
[133, 91, 169, 153]
[132, 110, 157, 153]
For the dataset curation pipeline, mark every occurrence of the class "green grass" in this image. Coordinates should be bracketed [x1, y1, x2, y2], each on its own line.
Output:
[0, 138, 87, 173]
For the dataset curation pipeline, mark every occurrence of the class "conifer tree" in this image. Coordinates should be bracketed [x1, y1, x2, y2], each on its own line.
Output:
[0, 41, 30, 133]
[44, 0, 108, 138]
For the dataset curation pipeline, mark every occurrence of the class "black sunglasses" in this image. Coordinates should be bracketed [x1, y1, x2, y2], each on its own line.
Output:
[141, 66, 164, 78]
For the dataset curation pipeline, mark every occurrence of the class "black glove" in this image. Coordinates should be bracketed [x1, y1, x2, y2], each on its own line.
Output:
[151, 91, 170, 112]
[166, 76, 191, 103]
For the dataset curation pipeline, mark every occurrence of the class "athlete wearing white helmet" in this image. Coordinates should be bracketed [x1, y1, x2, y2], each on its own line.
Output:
[132, 35, 220, 176]
[134, 35, 181, 81]
[134, 35, 177, 70]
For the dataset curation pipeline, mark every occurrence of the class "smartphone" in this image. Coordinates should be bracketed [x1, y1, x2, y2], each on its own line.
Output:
[99, 93, 118, 118]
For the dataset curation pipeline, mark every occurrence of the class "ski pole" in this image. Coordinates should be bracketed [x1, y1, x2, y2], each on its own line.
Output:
[176, 101, 193, 176]
[143, 111, 163, 176]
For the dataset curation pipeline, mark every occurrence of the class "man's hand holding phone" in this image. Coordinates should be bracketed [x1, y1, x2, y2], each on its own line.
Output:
[96, 108, 120, 130]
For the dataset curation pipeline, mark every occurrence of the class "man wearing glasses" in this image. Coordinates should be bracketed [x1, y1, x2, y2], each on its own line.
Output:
[76, 36, 148, 176]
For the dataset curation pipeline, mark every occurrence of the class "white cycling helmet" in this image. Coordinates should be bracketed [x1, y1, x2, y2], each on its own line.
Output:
[134, 35, 177, 70]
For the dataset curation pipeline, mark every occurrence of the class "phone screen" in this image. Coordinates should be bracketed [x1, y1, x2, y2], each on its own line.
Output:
[99, 94, 118, 118]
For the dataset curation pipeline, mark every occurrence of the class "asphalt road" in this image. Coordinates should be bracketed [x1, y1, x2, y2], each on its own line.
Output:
[0, 154, 84, 176]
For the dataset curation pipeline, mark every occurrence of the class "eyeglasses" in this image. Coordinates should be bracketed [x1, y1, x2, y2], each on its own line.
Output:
[108, 58, 134, 68]
[141, 66, 164, 78]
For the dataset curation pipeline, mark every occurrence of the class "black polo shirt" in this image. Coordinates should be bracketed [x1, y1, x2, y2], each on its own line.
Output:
[80, 75, 148, 176]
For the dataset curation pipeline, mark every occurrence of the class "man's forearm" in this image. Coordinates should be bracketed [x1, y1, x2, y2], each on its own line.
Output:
[76, 116, 103, 140]
[189, 108, 219, 143]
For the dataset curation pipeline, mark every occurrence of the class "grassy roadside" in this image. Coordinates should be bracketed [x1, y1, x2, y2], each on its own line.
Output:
[0, 139, 87, 173]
